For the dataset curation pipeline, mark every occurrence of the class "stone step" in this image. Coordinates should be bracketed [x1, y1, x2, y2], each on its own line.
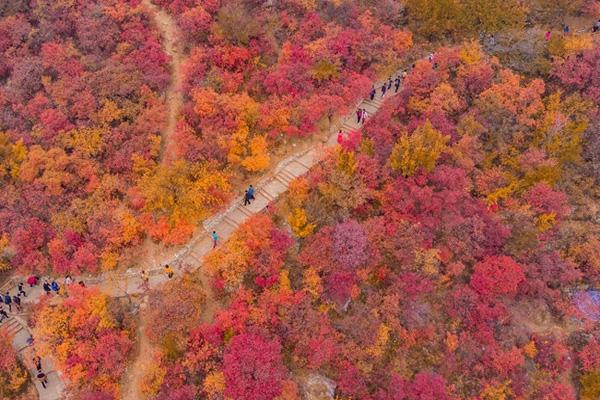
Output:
[274, 173, 292, 186]
[226, 208, 248, 225]
[287, 160, 309, 175]
[341, 123, 357, 133]
[3, 317, 23, 336]
[237, 205, 253, 217]
[280, 169, 297, 182]
[294, 155, 313, 169]
[361, 102, 379, 114]
[222, 215, 239, 229]
[258, 189, 275, 202]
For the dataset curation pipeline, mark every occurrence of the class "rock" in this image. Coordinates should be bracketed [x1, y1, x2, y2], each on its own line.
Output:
[300, 373, 336, 400]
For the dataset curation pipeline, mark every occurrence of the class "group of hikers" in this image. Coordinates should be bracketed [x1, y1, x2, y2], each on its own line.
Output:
[369, 70, 408, 101]
[337, 68, 410, 145]
[0, 282, 26, 322]
[544, 20, 600, 41]
[0, 282, 51, 389]
[6, 275, 86, 316]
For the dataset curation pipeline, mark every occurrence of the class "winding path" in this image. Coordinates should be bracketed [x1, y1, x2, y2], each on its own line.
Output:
[143, 0, 184, 159]
[0, 3, 406, 398]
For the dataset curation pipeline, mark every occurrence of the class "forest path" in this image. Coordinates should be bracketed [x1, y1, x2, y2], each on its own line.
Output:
[121, 2, 184, 399]
[143, 0, 184, 160]
[122, 299, 152, 400]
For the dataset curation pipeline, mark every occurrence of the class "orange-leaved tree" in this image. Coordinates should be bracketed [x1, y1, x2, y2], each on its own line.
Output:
[0, 329, 29, 398]
[32, 286, 133, 398]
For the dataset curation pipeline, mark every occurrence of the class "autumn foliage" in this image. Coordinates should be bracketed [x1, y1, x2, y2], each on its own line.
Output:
[32, 286, 133, 399]
[0, 329, 28, 398]
[138, 42, 600, 399]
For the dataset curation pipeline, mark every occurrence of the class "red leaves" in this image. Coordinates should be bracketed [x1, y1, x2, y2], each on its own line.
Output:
[470, 255, 525, 298]
[223, 332, 285, 400]
[553, 42, 600, 103]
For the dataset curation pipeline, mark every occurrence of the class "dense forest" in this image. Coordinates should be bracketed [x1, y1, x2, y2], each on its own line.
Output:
[0, 0, 412, 276]
[135, 42, 600, 400]
[0, 0, 600, 399]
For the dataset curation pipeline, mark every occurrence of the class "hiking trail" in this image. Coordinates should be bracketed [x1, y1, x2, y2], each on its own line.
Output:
[143, 0, 184, 160]
[122, 2, 184, 398]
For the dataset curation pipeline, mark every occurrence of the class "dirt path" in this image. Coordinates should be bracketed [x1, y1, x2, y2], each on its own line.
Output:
[121, 3, 183, 399]
[122, 300, 152, 400]
[143, 0, 183, 160]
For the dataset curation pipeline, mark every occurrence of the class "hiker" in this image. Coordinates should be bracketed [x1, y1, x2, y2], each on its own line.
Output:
[402, 70, 408, 80]
[42, 281, 51, 295]
[37, 371, 48, 389]
[381, 83, 387, 98]
[563, 24, 569, 34]
[428, 53, 434, 63]
[3, 292, 12, 312]
[337, 129, 344, 144]
[50, 280, 60, 294]
[0, 306, 8, 322]
[361, 108, 368, 124]
[243, 184, 255, 206]
[17, 283, 26, 297]
[64, 275, 73, 285]
[394, 76, 401, 92]
[78, 280, 86, 288]
[140, 270, 150, 290]
[164, 264, 174, 279]
[26, 275, 38, 287]
[12, 295, 21, 312]
[211, 231, 219, 248]
[387, 77, 392, 90]
[545, 30, 551, 41]
[594, 20, 600, 33]
[33, 356, 42, 372]
[369, 85, 376, 100]
[489, 35, 496, 46]
[356, 108, 362, 123]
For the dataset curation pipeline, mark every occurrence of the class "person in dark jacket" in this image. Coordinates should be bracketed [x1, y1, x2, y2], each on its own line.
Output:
[17, 283, 26, 297]
[3, 292, 11, 312]
[369, 85, 376, 100]
[0, 306, 8, 322]
[33, 355, 42, 372]
[12, 295, 21, 312]
[43, 281, 51, 295]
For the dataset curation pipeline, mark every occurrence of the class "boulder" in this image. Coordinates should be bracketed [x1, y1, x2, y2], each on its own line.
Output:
[300, 373, 336, 400]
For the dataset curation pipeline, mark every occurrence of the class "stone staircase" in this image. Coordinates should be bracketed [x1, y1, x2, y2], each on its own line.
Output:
[0, 310, 64, 400]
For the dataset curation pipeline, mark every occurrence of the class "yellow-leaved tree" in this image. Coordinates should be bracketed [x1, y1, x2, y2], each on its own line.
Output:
[389, 121, 449, 176]
[137, 160, 231, 227]
[0, 133, 27, 182]
[288, 207, 316, 238]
